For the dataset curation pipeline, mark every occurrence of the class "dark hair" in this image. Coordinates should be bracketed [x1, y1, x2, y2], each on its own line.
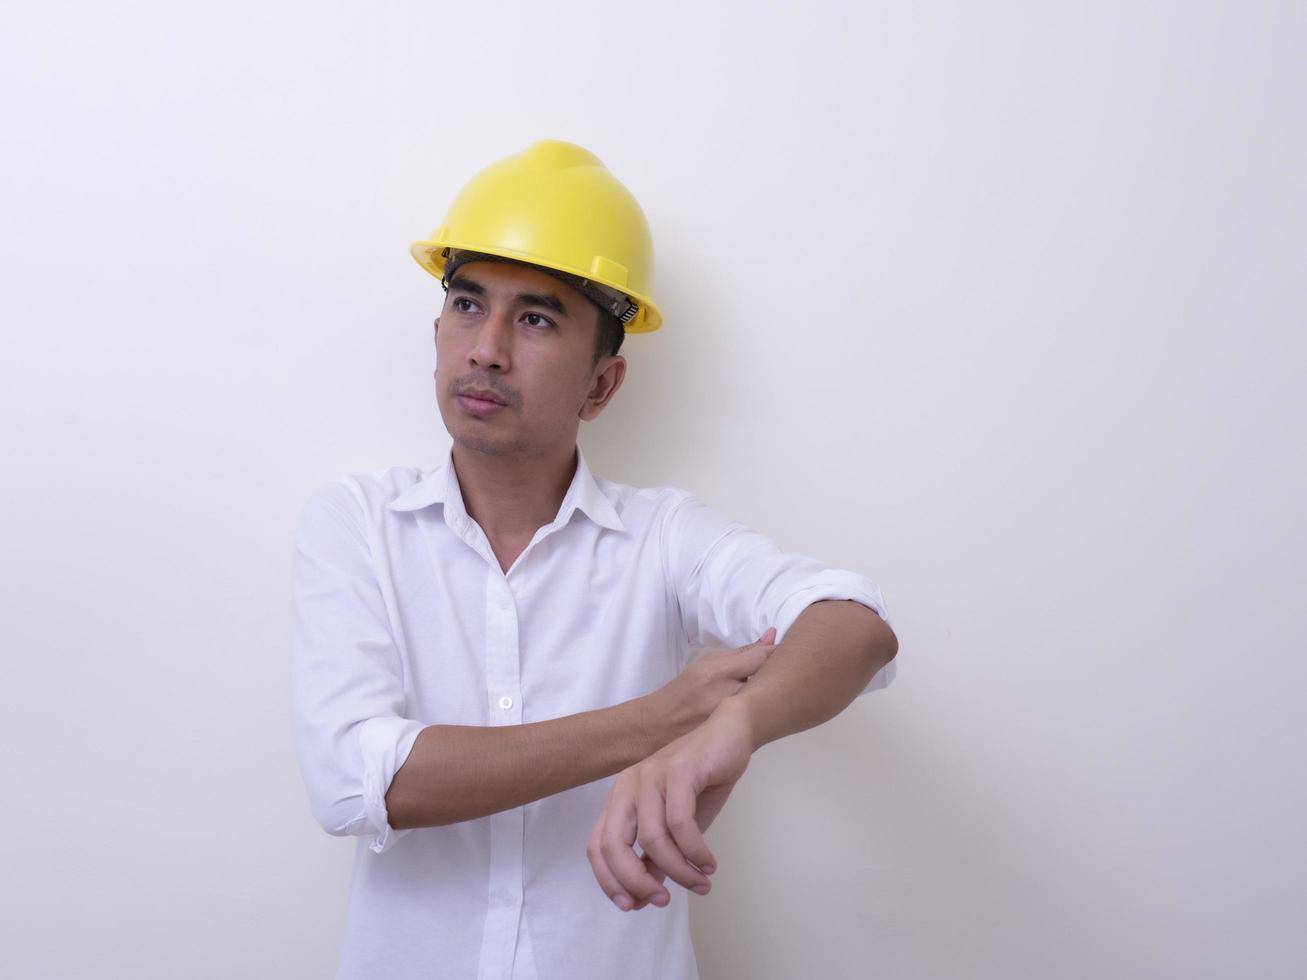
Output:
[592, 307, 625, 366]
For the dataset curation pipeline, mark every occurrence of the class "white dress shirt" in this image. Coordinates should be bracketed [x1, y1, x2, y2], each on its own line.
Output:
[289, 444, 895, 980]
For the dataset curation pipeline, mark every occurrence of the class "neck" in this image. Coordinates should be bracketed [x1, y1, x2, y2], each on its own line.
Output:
[450, 440, 578, 541]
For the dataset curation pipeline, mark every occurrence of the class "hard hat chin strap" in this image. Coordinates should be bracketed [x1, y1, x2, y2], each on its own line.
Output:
[440, 248, 639, 326]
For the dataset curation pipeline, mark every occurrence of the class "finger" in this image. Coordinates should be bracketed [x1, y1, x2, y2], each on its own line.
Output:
[600, 785, 668, 907]
[587, 798, 635, 911]
[643, 852, 669, 886]
[636, 778, 709, 895]
[726, 643, 776, 681]
[591, 847, 635, 911]
[665, 775, 717, 881]
[627, 854, 668, 910]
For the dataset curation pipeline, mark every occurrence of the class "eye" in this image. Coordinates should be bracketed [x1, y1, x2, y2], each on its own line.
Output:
[452, 297, 479, 313]
[522, 312, 554, 329]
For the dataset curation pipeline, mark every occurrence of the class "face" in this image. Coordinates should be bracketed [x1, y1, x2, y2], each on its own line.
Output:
[433, 260, 627, 458]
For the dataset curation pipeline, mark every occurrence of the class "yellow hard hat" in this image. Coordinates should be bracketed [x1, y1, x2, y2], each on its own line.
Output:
[410, 139, 662, 333]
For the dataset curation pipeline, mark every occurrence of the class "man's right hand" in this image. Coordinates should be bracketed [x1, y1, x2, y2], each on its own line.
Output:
[639, 627, 778, 747]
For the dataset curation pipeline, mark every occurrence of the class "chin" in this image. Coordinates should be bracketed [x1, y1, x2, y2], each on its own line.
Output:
[454, 430, 525, 457]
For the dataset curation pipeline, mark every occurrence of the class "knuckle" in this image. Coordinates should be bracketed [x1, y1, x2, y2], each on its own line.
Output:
[637, 830, 669, 850]
[667, 815, 694, 836]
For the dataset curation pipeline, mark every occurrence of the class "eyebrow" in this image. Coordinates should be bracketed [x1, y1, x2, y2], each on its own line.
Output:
[446, 273, 569, 318]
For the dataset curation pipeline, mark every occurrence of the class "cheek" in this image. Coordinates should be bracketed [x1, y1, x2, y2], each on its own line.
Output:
[434, 331, 459, 371]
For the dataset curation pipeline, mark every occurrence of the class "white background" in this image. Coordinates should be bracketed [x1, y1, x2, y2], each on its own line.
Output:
[3, 2, 1304, 977]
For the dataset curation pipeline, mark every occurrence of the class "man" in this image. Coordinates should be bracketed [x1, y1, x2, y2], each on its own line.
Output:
[289, 139, 898, 980]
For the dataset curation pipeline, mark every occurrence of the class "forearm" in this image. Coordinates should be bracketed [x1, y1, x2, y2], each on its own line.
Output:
[386, 696, 664, 829]
[727, 599, 898, 751]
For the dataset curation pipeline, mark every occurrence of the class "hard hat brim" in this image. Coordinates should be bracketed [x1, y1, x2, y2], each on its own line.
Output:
[410, 238, 663, 333]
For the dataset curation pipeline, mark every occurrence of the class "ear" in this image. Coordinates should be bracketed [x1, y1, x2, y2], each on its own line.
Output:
[579, 355, 626, 421]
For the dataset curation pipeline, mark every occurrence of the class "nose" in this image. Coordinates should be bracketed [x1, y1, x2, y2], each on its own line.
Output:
[468, 311, 513, 372]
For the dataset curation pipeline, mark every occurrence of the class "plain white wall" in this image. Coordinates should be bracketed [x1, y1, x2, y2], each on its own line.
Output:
[2, 2, 1304, 977]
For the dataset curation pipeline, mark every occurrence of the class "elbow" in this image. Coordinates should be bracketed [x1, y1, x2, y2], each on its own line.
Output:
[308, 792, 412, 856]
[304, 779, 395, 841]
[877, 626, 898, 676]
[858, 603, 897, 668]
[879, 618, 899, 665]
[383, 781, 413, 831]
[308, 791, 370, 840]
[297, 715, 428, 839]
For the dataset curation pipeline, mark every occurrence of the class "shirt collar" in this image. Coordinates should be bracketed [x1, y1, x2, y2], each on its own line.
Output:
[386, 444, 625, 533]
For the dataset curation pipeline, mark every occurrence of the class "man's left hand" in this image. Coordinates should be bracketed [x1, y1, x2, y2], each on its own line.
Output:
[586, 699, 754, 912]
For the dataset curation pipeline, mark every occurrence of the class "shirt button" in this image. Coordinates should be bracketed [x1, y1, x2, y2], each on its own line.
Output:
[498, 695, 513, 710]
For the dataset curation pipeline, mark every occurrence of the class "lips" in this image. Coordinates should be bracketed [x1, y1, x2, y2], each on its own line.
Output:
[458, 387, 506, 406]
[456, 388, 510, 418]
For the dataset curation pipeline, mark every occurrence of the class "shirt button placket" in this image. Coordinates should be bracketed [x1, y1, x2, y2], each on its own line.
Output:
[478, 574, 525, 980]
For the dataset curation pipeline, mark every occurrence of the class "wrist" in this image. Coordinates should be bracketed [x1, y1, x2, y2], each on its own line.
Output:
[709, 694, 760, 753]
[632, 694, 669, 757]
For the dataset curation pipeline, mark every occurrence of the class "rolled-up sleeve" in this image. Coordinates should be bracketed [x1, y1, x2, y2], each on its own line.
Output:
[663, 493, 896, 697]
[289, 479, 427, 854]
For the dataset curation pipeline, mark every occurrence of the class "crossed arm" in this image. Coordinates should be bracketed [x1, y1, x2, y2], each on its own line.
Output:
[586, 597, 898, 912]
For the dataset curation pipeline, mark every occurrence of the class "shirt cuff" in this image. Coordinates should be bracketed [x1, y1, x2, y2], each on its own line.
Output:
[359, 716, 427, 855]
